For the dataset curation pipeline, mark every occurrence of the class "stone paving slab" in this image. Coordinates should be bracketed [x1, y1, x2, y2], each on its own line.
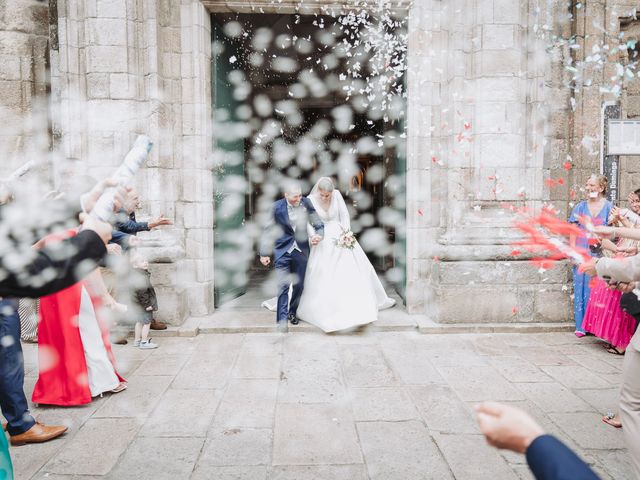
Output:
[6, 332, 633, 479]
[93, 375, 173, 419]
[432, 432, 518, 480]
[350, 387, 418, 422]
[191, 466, 268, 480]
[213, 379, 279, 429]
[268, 464, 368, 480]
[357, 420, 453, 479]
[200, 428, 273, 466]
[108, 437, 205, 479]
[139, 388, 222, 438]
[272, 403, 362, 465]
[41, 418, 139, 476]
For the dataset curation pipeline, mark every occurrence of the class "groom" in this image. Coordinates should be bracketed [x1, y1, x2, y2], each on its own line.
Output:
[260, 182, 324, 332]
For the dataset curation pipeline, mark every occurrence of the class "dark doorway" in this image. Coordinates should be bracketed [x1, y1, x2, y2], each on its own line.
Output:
[212, 12, 406, 307]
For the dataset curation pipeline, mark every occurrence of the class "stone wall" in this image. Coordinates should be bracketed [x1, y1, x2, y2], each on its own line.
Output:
[570, 1, 640, 199]
[405, 0, 572, 324]
[48, 0, 214, 325]
[0, 0, 50, 176]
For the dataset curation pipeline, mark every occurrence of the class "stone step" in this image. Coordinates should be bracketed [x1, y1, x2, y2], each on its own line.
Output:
[151, 311, 574, 336]
[417, 318, 574, 334]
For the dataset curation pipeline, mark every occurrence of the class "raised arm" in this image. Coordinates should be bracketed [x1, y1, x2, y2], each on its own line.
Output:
[0, 230, 107, 298]
[595, 255, 640, 283]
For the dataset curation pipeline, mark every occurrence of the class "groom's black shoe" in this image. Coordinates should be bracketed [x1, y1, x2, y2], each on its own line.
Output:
[288, 313, 300, 325]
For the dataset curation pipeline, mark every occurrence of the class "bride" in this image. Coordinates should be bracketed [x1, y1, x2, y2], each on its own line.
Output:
[263, 177, 395, 332]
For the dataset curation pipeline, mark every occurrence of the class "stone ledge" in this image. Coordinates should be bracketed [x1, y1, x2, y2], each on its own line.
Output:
[150, 312, 572, 336]
[417, 317, 574, 334]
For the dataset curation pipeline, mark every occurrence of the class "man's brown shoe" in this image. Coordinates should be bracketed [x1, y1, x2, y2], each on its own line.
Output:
[150, 320, 167, 330]
[10, 422, 68, 446]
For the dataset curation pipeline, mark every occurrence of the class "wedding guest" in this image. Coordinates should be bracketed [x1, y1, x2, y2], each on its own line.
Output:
[33, 228, 127, 406]
[111, 188, 172, 332]
[569, 174, 613, 337]
[130, 252, 159, 349]
[582, 200, 640, 355]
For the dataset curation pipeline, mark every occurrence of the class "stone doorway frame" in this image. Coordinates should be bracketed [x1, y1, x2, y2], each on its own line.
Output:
[203, 0, 415, 310]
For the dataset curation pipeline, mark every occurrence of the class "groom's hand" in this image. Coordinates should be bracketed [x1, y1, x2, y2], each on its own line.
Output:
[260, 256, 271, 266]
[310, 235, 322, 245]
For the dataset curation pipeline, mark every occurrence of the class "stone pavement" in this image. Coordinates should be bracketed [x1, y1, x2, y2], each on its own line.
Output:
[12, 331, 633, 479]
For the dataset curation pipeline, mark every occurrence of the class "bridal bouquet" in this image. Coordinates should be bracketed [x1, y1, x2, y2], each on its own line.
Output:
[335, 230, 357, 249]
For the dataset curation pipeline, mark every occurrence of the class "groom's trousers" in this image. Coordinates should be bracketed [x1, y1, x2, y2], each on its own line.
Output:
[274, 250, 307, 323]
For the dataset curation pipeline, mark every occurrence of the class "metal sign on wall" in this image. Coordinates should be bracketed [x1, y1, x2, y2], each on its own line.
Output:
[601, 103, 621, 202]
[608, 120, 640, 155]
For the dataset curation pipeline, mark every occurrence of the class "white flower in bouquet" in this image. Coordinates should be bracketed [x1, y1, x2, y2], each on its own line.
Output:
[334, 230, 357, 249]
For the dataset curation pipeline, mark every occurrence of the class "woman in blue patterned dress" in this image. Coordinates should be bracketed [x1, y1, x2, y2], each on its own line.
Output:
[569, 174, 613, 337]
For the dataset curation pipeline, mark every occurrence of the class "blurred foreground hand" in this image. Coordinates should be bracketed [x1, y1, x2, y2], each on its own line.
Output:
[475, 402, 544, 454]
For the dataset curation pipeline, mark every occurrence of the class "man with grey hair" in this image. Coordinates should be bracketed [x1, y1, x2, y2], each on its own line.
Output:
[259, 181, 324, 332]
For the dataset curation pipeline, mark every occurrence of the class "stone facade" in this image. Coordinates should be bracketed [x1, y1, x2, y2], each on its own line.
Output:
[1, 0, 638, 326]
[0, 0, 50, 173]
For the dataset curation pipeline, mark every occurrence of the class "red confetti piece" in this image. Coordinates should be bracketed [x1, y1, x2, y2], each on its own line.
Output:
[545, 178, 565, 188]
[512, 306, 519, 315]
[431, 156, 438, 163]
[463, 122, 471, 130]
[417, 208, 424, 216]
[510, 249, 522, 256]
[433, 256, 439, 262]
[563, 161, 572, 171]
[487, 175, 495, 180]
[512, 207, 592, 269]
[588, 277, 599, 289]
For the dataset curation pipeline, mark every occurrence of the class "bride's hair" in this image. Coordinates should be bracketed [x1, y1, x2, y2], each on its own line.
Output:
[316, 177, 335, 192]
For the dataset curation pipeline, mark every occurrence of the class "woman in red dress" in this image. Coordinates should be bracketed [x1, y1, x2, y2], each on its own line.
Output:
[32, 229, 126, 406]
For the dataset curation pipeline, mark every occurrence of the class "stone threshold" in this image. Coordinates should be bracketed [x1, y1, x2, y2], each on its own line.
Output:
[150, 310, 574, 336]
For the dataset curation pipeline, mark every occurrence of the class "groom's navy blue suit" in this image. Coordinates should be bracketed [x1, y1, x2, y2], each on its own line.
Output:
[260, 197, 324, 323]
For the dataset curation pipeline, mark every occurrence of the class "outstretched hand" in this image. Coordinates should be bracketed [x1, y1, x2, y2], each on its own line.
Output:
[149, 214, 173, 229]
[475, 402, 545, 454]
[578, 258, 598, 277]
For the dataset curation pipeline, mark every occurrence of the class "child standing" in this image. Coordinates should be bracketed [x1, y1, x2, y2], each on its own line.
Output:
[131, 255, 159, 349]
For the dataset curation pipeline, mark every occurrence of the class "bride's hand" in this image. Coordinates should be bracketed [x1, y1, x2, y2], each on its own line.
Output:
[310, 235, 321, 245]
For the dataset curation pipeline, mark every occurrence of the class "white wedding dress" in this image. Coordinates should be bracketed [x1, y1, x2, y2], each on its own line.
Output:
[263, 186, 395, 332]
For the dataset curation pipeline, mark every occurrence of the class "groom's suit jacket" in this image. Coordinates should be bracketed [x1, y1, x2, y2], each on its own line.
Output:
[259, 197, 324, 262]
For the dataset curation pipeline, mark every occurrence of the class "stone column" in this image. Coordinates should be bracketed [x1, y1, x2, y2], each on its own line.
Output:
[177, 0, 214, 318]
[407, 0, 571, 326]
